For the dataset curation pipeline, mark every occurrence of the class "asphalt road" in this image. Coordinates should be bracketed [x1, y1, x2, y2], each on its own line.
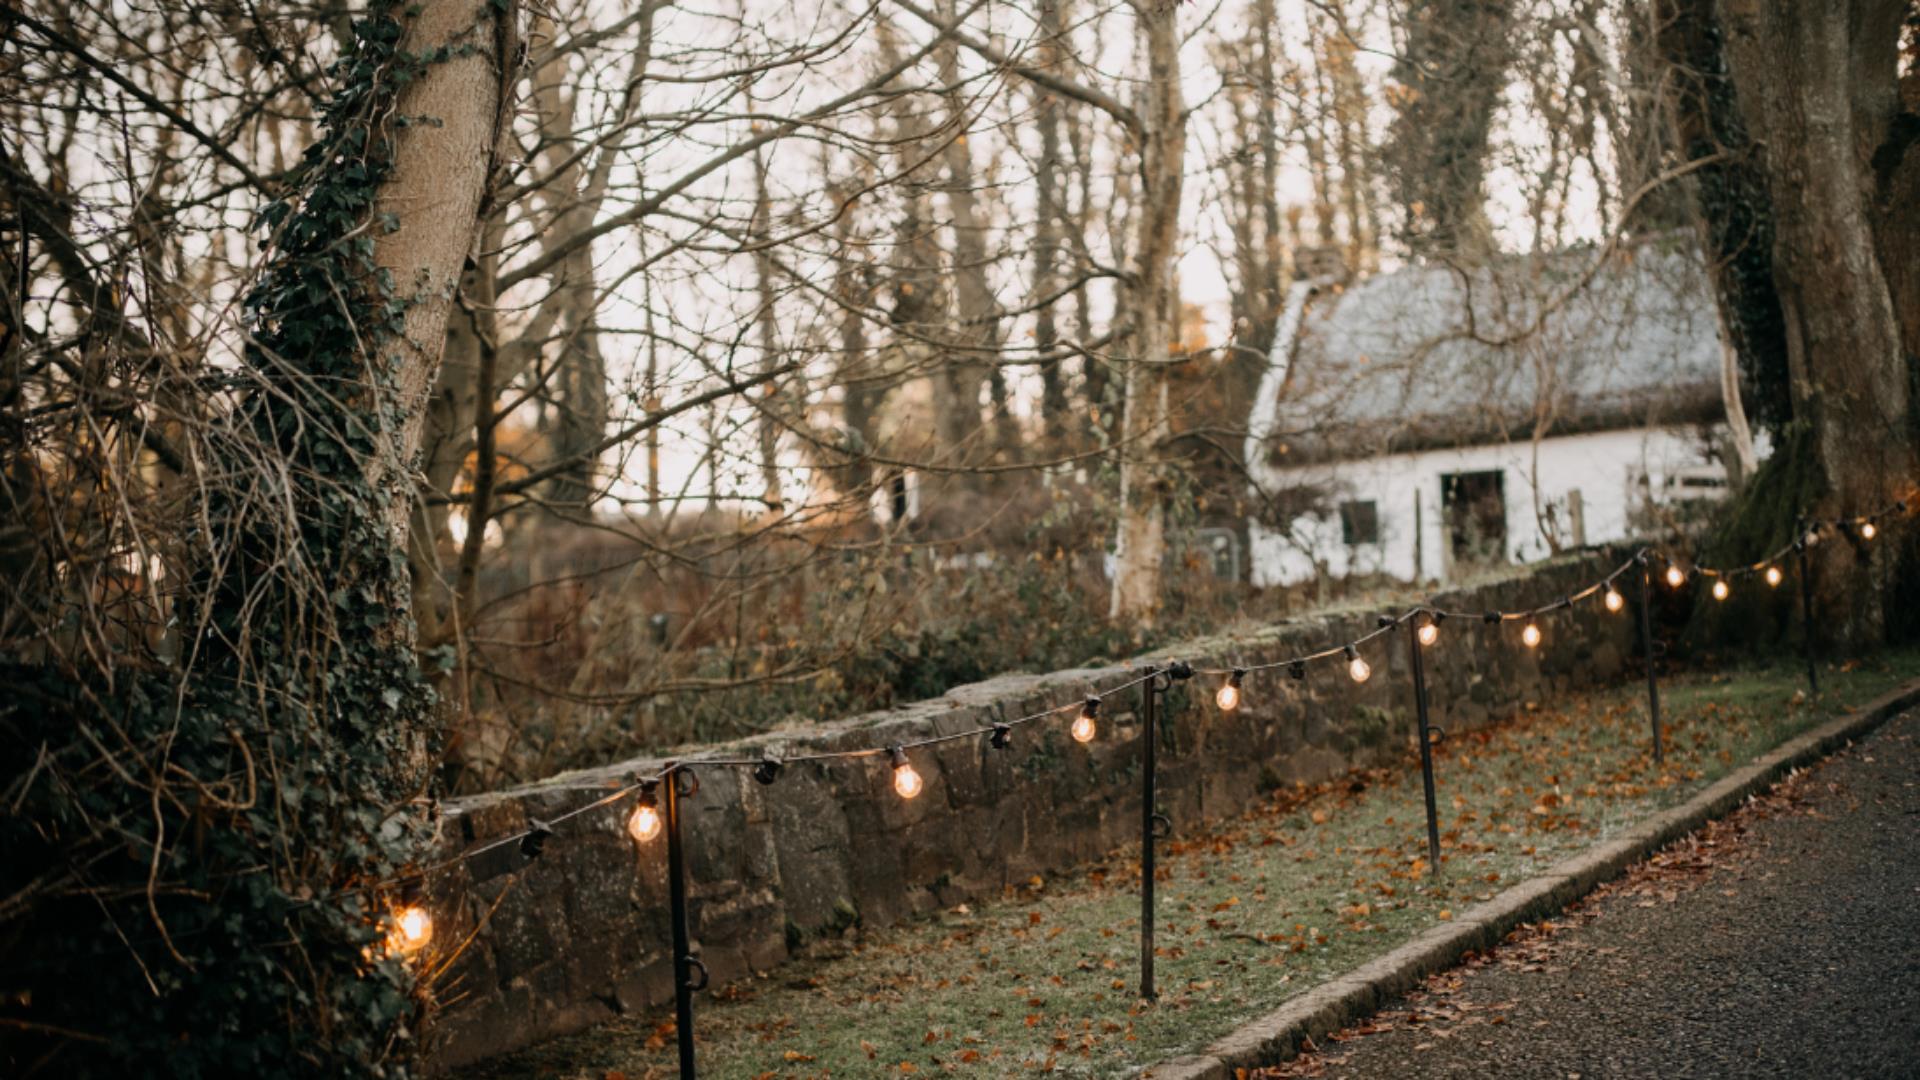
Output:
[1260, 707, 1920, 1080]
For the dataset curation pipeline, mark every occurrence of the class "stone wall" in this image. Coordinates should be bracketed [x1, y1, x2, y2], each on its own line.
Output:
[424, 553, 1637, 1069]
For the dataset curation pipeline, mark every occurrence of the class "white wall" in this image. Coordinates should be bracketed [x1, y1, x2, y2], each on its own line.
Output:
[1248, 425, 1746, 586]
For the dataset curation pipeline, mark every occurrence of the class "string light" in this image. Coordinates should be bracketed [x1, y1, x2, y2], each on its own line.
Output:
[1071, 697, 1100, 743]
[373, 521, 1899, 1078]
[324, 511, 1910, 935]
[888, 746, 923, 799]
[287, 507, 1917, 1073]
[1344, 644, 1370, 683]
[391, 905, 433, 954]
[1215, 670, 1244, 711]
[519, 818, 553, 860]
[627, 784, 663, 843]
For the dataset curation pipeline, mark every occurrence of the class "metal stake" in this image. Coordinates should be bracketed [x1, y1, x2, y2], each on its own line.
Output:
[1407, 617, 1442, 872]
[1139, 667, 1160, 1001]
[1638, 560, 1663, 765]
[665, 766, 705, 1080]
[1796, 530, 1819, 698]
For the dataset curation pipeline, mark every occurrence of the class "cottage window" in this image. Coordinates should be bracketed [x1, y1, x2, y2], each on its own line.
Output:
[1339, 499, 1380, 545]
[1442, 470, 1507, 566]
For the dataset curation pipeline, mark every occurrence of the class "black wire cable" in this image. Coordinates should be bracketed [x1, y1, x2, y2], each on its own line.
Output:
[1194, 551, 1645, 678]
[341, 502, 1912, 902]
[339, 671, 1166, 898]
[46, 508, 1907, 970]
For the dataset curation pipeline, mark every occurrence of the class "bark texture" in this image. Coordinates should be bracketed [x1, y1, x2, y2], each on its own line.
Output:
[1716, 0, 1918, 640]
[1386, 0, 1516, 262]
[374, 0, 514, 548]
[1031, 0, 1072, 448]
[1109, 2, 1186, 623]
[1656, 0, 1794, 436]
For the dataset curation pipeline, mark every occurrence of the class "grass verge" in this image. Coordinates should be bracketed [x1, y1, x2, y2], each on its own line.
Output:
[470, 649, 1916, 1079]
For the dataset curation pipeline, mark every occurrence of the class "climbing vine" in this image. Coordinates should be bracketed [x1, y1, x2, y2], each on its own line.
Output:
[0, 4, 462, 1074]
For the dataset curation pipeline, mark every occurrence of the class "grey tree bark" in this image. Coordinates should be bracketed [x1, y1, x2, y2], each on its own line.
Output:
[1716, 0, 1919, 641]
[1385, 0, 1516, 262]
[373, 0, 517, 551]
[1108, 1, 1187, 623]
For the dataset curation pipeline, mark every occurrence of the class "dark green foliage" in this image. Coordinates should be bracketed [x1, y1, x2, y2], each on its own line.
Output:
[1680, 425, 1820, 654]
[1, 6, 449, 1075]
[551, 555, 1152, 766]
[1658, 0, 1794, 436]
[1703, 425, 1821, 563]
[1386, 0, 1517, 258]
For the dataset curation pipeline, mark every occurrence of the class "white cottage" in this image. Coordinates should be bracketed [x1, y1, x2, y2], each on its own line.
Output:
[1244, 245, 1755, 586]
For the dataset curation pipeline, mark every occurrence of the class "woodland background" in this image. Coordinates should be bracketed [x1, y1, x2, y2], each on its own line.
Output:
[2, 0, 1917, 1074]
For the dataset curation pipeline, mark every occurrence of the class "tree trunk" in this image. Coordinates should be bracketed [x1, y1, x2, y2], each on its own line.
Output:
[829, 179, 881, 503]
[548, 243, 611, 511]
[373, 0, 514, 549]
[1867, 11, 1920, 377]
[43, 1, 519, 1066]
[874, 17, 962, 459]
[1386, 0, 1515, 262]
[1655, 0, 1794, 436]
[1618, 0, 1696, 235]
[1108, 2, 1186, 624]
[1068, 97, 1111, 448]
[1717, 0, 1917, 642]
[934, 6, 1012, 458]
[1031, 0, 1072, 448]
[752, 145, 787, 513]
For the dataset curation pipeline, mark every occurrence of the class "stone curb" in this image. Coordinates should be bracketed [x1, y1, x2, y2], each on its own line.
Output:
[1139, 677, 1920, 1080]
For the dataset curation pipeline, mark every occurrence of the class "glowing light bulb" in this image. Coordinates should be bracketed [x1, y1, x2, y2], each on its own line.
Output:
[1345, 645, 1370, 683]
[1665, 565, 1686, 588]
[1417, 622, 1439, 647]
[888, 746, 923, 798]
[1604, 588, 1624, 612]
[1765, 565, 1783, 587]
[1072, 697, 1100, 742]
[393, 905, 432, 954]
[1216, 671, 1244, 712]
[1712, 579, 1729, 601]
[1521, 622, 1542, 649]
[893, 762, 923, 798]
[627, 794, 662, 844]
[1860, 521, 1877, 540]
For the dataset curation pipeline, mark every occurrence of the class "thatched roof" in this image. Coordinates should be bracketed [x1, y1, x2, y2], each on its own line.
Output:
[1261, 242, 1727, 465]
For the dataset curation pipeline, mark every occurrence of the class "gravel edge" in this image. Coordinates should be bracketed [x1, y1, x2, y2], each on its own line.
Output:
[1139, 677, 1920, 1080]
